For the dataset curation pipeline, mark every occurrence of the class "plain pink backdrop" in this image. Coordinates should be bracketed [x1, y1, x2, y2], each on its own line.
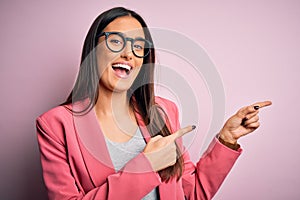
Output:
[1, 0, 299, 199]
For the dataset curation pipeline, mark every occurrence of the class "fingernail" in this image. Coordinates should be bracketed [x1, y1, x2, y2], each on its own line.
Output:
[192, 125, 196, 130]
[254, 105, 260, 110]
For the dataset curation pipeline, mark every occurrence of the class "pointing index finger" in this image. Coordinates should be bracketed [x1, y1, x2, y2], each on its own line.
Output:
[253, 101, 272, 109]
[238, 100, 272, 118]
[168, 125, 196, 141]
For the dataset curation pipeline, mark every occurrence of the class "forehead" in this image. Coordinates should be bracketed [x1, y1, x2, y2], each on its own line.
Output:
[103, 16, 145, 38]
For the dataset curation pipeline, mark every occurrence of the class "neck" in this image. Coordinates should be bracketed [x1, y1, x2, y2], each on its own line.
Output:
[94, 86, 131, 117]
[94, 85, 138, 136]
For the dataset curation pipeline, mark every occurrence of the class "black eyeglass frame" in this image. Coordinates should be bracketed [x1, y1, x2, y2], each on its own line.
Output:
[97, 31, 152, 58]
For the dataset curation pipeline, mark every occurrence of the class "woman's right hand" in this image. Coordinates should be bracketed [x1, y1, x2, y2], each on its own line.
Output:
[143, 126, 195, 172]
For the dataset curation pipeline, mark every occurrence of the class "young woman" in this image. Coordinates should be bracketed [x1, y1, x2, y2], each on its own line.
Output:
[36, 7, 272, 200]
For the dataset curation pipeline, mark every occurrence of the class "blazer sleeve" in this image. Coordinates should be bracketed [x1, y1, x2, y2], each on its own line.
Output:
[168, 99, 242, 200]
[36, 115, 161, 200]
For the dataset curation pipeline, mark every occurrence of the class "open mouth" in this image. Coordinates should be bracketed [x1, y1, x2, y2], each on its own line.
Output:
[112, 63, 132, 78]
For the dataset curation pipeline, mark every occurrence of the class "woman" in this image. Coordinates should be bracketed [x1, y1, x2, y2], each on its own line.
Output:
[36, 7, 271, 200]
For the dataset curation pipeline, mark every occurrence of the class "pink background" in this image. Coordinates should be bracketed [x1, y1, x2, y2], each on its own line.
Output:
[1, 0, 299, 199]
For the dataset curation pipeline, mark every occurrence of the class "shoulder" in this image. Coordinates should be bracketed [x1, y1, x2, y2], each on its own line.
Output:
[37, 104, 73, 124]
[36, 105, 74, 144]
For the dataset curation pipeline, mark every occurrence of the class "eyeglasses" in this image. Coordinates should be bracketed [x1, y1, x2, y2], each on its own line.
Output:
[97, 32, 152, 58]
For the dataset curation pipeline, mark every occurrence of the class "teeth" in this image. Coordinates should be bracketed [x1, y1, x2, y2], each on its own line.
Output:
[112, 63, 131, 71]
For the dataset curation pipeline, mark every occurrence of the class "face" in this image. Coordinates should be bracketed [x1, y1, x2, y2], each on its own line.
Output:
[96, 16, 145, 93]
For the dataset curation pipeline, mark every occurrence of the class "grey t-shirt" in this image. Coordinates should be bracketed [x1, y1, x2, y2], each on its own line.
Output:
[105, 128, 158, 200]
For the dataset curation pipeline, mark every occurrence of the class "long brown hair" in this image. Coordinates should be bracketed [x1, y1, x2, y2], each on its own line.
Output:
[61, 7, 183, 182]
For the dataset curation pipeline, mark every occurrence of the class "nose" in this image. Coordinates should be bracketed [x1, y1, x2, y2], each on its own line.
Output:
[120, 40, 134, 60]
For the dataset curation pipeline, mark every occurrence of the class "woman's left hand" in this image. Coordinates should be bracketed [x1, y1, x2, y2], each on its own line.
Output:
[219, 101, 272, 144]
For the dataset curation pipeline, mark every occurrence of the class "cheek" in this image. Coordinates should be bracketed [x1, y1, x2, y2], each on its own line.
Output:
[96, 46, 114, 75]
[135, 57, 144, 68]
[133, 59, 143, 75]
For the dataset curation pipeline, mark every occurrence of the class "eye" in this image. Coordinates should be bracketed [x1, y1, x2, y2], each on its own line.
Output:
[109, 39, 123, 46]
[107, 33, 124, 46]
[133, 44, 143, 50]
[133, 40, 145, 51]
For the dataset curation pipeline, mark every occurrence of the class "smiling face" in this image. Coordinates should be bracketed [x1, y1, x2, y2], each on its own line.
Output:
[96, 16, 145, 93]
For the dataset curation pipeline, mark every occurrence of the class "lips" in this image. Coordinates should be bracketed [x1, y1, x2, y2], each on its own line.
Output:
[111, 63, 133, 78]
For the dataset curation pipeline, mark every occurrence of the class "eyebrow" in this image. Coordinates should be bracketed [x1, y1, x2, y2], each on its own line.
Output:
[109, 31, 146, 39]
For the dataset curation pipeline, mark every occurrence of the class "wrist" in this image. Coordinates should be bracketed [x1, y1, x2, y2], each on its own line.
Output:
[218, 130, 240, 151]
[218, 135, 240, 151]
[218, 129, 237, 144]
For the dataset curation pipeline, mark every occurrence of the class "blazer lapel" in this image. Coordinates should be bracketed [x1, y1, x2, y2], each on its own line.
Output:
[72, 101, 115, 187]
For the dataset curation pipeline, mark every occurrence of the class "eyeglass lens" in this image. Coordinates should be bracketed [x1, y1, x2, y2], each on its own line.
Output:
[105, 33, 150, 58]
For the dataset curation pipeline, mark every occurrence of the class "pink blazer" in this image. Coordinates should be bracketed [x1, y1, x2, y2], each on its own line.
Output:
[36, 96, 241, 200]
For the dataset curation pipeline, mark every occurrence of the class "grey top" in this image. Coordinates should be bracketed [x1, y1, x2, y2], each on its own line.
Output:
[105, 128, 158, 200]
